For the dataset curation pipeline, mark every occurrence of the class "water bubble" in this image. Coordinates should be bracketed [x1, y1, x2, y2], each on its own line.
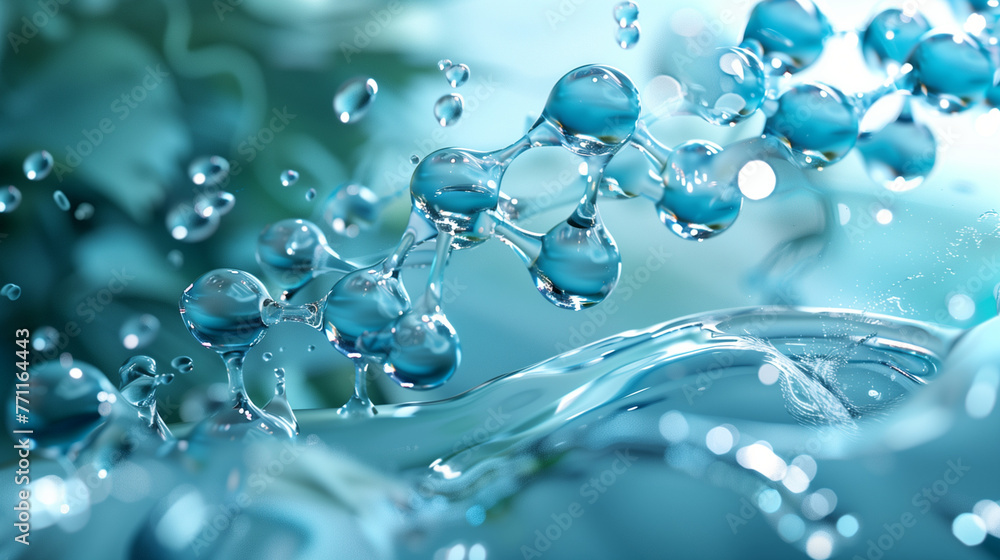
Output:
[194, 191, 236, 218]
[322, 183, 380, 238]
[171, 356, 194, 374]
[334, 76, 378, 123]
[323, 267, 410, 358]
[410, 149, 505, 247]
[857, 97, 935, 191]
[166, 202, 221, 242]
[615, 23, 640, 49]
[434, 93, 465, 126]
[118, 355, 158, 406]
[444, 63, 470, 88]
[410, 155, 420, 164]
[188, 156, 230, 187]
[32, 326, 61, 353]
[24, 150, 54, 181]
[861, 9, 930, 72]
[53, 190, 70, 211]
[74, 202, 95, 221]
[120, 314, 161, 350]
[179, 269, 270, 352]
[280, 169, 299, 187]
[437, 59, 452, 71]
[537, 64, 641, 156]
[741, 0, 833, 74]
[656, 140, 742, 240]
[256, 218, 353, 293]
[530, 214, 622, 310]
[307, 345, 316, 352]
[305, 188, 316, 201]
[908, 32, 994, 112]
[4, 360, 118, 458]
[2, 283, 22, 301]
[0, 186, 23, 213]
[377, 309, 461, 390]
[613, 1, 639, 26]
[764, 82, 859, 168]
[669, 47, 766, 126]
[262, 352, 273, 362]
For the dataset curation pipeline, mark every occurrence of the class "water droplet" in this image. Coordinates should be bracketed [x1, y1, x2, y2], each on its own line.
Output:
[857, 96, 935, 191]
[171, 356, 194, 374]
[613, 1, 639, 26]
[74, 202, 95, 221]
[307, 345, 316, 352]
[194, 191, 236, 218]
[23, 150, 54, 181]
[656, 140, 743, 240]
[322, 183, 380, 238]
[2, 283, 21, 301]
[764, 82, 859, 168]
[615, 22, 641, 49]
[741, 0, 833, 74]
[410, 155, 420, 164]
[908, 32, 994, 113]
[120, 314, 161, 350]
[334, 76, 378, 123]
[444, 63, 470, 88]
[305, 188, 316, 201]
[262, 352, 273, 362]
[437, 59, 452, 71]
[323, 267, 410, 358]
[256, 218, 353, 293]
[179, 269, 270, 352]
[187, 156, 230, 187]
[530, 215, 622, 309]
[434, 93, 465, 126]
[119, 355, 158, 405]
[373, 309, 460, 390]
[0, 186, 23, 213]
[32, 326, 60, 353]
[166, 202, 221, 242]
[4, 360, 118, 458]
[536, 64, 641, 156]
[861, 8, 930, 72]
[280, 169, 299, 187]
[53, 190, 70, 211]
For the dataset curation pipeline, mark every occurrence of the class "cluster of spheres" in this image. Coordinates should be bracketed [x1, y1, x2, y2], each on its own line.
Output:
[172, 0, 1000, 438]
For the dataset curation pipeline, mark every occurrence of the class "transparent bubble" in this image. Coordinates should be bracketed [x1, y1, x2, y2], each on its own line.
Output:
[171, 355, 194, 374]
[53, 190, 70, 211]
[434, 93, 465, 126]
[322, 183, 380, 238]
[677, 47, 766, 126]
[120, 314, 161, 350]
[656, 140, 743, 240]
[741, 0, 833, 74]
[188, 156, 230, 187]
[262, 352, 273, 362]
[530, 214, 622, 310]
[615, 23, 641, 49]
[74, 202, 95, 221]
[32, 326, 61, 353]
[537, 64, 641, 156]
[857, 96, 935, 191]
[908, 32, 994, 113]
[437, 59, 452, 71]
[861, 8, 930, 72]
[2, 283, 21, 301]
[764, 82, 859, 168]
[257, 219, 332, 290]
[118, 355, 159, 406]
[166, 202, 221, 242]
[444, 63, 470, 88]
[194, 191, 236, 218]
[375, 310, 460, 390]
[24, 150, 54, 181]
[333, 76, 378, 124]
[305, 188, 316, 201]
[179, 269, 271, 353]
[0, 186, 23, 213]
[323, 268, 409, 358]
[280, 169, 299, 187]
[613, 1, 639, 26]
[410, 155, 420, 164]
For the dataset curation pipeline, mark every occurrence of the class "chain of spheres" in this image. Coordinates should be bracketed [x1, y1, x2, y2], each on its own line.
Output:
[166, 0, 1000, 437]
